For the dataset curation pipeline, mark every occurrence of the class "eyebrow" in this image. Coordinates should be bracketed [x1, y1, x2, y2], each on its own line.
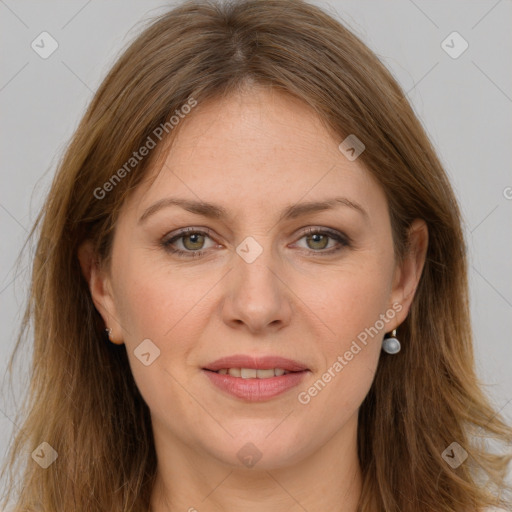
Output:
[138, 196, 368, 225]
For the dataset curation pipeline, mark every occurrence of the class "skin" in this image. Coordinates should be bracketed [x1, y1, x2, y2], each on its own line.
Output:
[79, 86, 428, 512]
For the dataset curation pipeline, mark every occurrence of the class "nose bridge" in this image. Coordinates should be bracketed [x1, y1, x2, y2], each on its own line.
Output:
[233, 233, 280, 300]
[222, 233, 292, 332]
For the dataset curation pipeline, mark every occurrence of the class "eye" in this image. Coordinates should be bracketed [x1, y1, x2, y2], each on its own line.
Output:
[161, 228, 217, 257]
[161, 226, 350, 258]
[293, 227, 350, 255]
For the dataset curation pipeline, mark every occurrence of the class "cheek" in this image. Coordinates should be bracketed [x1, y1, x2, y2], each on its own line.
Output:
[298, 255, 393, 409]
[313, 257, 394, 345]
[110, 256, 209, 410]
[112, 248, 212, 341]
[297, 278, 384, 434]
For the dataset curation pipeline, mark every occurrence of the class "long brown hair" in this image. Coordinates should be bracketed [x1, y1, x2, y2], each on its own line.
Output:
[2, 1, 511, 510]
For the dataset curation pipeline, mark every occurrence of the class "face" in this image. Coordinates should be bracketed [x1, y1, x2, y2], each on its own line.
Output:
[83, 87, 425, 470]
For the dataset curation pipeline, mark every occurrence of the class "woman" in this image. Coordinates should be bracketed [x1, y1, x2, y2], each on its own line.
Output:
[1, 0, 511, 511]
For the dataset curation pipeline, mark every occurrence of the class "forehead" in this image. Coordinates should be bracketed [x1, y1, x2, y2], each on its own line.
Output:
[122, 87, 386, 224]
[162, 87, 343, 170]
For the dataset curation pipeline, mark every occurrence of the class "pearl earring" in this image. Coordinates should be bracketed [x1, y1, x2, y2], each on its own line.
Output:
[382, 329, 401, 354]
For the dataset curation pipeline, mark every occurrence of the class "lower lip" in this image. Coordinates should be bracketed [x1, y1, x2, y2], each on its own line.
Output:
[203, 369, 309, 401]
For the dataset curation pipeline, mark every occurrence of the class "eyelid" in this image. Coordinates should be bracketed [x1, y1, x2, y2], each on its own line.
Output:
[161, 226, 350, 257]
[296, 226, 350, 244]
[290, 226, 350, 254]
[162, 226, 218, 249]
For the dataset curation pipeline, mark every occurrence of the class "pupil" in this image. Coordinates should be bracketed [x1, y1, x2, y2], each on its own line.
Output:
[184, 233, 203, 250]
[309, 233, 327, 249]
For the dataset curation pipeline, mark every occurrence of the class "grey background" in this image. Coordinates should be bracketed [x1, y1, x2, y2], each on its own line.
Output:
[1, 0, 511, 489]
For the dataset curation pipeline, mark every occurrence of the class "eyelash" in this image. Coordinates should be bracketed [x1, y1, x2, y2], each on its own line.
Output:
[161, 227, 350, 258]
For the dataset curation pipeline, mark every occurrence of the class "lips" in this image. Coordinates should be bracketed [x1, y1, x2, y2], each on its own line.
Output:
[202, 356, 308, 402]
[203, 354, 309, 373]
[215, 368, 291, 378]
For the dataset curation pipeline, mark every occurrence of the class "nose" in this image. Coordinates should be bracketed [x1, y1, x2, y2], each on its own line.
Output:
[221, 244, 293, 335]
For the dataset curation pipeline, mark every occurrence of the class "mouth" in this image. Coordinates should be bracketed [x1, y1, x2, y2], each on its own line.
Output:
[202, 355, 310, 401]
[204, 367, 296, 378]
[203, 354, 309, 373]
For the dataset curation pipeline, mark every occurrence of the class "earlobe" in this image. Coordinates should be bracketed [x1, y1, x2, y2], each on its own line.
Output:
[77, 240, 124, 345]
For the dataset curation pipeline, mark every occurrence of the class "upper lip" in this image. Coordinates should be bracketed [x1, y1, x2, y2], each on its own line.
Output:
[203, 354, 309, 372]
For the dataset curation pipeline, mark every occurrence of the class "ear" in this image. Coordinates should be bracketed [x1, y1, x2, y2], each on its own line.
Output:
[77, 240, 124, 345]
[388, 218, 429, 329]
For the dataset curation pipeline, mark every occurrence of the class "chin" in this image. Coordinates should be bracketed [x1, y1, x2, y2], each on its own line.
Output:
[202, 430, 311, 471]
